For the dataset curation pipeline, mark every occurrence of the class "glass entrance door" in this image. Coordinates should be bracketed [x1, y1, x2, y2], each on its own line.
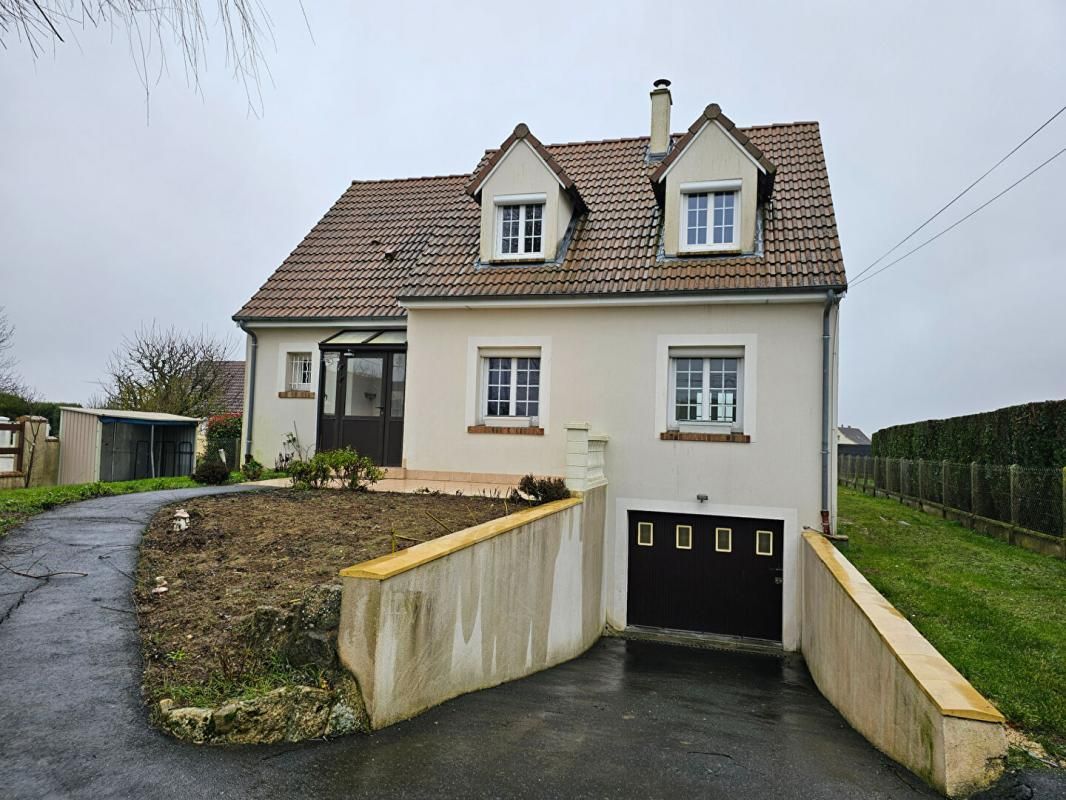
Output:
[317, 349, 405, 467]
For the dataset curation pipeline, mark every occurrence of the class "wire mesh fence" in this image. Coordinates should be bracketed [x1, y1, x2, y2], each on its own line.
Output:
[838, 455, 1065, 539]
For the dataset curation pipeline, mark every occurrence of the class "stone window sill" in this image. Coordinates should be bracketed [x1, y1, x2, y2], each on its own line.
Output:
[660, 431, 750, 443]
[278, 390, 315, 399]
[468, 425, 544, 436]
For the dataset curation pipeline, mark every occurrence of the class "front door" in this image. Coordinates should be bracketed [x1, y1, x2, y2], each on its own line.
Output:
[626, 511, 784, 642]
[317, 350, 405, 466]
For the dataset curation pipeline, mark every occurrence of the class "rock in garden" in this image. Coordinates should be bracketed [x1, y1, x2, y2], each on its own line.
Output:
[285, 629, 338, 668]
[298, 583, 343, 631]
[242, 605, 296, 650]
[160, 705, 212, 744]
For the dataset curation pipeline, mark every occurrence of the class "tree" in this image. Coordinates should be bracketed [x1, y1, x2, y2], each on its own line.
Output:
[1, 1, 276, 107]
[0, 306, 32, 398]
[99, 324, 234, 418]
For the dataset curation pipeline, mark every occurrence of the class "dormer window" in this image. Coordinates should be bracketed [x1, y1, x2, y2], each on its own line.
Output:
[679, 180, 741, 253]
[495, 195, 545, 259]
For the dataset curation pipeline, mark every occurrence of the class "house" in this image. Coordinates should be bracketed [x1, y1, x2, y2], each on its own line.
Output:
[837, 426, 872, 458]
[218, 361, 246, 415]
[234, 80, 846, 651]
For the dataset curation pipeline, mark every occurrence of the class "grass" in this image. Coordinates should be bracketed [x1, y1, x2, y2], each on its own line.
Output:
[838, 486, 1066, 757]
[0, 469, 287, 538]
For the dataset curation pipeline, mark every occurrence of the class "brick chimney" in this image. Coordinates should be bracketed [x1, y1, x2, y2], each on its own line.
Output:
[648, 78, 672, 160]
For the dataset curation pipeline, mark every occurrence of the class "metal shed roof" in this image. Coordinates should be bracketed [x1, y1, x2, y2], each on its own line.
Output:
[60, 408, 201, 425]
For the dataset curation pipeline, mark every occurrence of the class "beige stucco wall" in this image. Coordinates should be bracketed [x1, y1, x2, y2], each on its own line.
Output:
[242, 326, 339, 467]
[662, 121, 759, 255]
[801, 532, 1006, 797]
[338, 485, 607, 729]
[477, 140, 573, 263]
[404, 299, 837, 650]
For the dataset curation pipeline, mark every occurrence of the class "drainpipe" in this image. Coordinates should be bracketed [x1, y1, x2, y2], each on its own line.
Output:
[821, 289, 843, 535]
[237, 321, 257, 464]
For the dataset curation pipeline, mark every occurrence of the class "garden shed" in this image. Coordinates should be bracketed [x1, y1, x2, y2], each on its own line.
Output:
[58, 408, 199, 485]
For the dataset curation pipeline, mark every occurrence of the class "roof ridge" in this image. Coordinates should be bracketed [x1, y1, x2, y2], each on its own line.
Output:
[350, 173, 471, 186]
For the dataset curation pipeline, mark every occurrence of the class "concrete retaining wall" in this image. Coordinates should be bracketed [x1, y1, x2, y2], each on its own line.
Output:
[337, 485, 607, 729]
[801, 531, 1006, 797]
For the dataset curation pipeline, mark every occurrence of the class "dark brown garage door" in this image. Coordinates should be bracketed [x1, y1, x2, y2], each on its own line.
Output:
[626, 511, 784, 642]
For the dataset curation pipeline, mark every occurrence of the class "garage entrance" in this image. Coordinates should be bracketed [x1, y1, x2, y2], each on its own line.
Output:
[626, 511, 784, 642]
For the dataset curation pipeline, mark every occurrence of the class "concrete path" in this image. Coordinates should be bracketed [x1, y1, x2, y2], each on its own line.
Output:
[0, 490, 1058, 799]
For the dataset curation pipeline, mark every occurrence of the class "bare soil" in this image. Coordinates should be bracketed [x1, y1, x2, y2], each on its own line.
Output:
[135, 489, 510, 708]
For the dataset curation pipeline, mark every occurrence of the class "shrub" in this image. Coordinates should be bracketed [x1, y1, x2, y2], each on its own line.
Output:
[206, 413, 242, 467]
[287, 448, 384, 491]
[511, 474, 570, 506]
[241, 458, 264, 481]
[192, 459, 230, 485]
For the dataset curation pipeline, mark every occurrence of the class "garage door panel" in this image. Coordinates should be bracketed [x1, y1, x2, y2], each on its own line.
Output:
[627, 511, 783, 642]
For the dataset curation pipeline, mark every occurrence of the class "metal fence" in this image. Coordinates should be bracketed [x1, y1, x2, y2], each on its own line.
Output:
[839, 455, 1066, 539]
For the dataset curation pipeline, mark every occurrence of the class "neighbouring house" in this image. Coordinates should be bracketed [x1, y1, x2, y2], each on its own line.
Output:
[218, 361, 246, 414]
[234, 80, 846, 651]
[837, 425, 872, 458]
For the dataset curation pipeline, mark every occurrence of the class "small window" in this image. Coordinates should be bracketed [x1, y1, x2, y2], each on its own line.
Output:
[497, 203, 544, 257]
[756, 530, 774, 557]
[482, 355, 540, 422]
[684, 190, 737, 249]
[676, 524, 693, 550]
[637, 522, 654, 546]
[670, 356, 742, 430]
[715, 527, 732, 553]
[287, 352, 313, 391]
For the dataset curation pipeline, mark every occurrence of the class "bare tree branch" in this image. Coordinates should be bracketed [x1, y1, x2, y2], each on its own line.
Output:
[98, 323, 234, 417]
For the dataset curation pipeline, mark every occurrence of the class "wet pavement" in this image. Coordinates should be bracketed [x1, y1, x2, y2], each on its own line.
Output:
[0, 489, 1060, 799]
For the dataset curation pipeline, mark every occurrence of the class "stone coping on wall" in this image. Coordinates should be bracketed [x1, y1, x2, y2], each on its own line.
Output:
[340, 496, 583, 582]
[803, 532, 1004, 724]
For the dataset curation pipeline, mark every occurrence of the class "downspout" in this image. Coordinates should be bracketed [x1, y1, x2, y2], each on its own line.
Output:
[821, 289, 843, 535]
[237, 321, 257, 464]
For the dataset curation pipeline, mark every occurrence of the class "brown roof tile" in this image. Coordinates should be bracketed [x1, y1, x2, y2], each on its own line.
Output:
[236, 120, 845, 320]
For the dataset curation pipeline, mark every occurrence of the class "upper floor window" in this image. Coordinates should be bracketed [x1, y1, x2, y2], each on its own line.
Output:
[670, 355, 742, 430]
[679, 180, 741, 253]
[497, 202, 544, 258]
[287, 352, 313, 392]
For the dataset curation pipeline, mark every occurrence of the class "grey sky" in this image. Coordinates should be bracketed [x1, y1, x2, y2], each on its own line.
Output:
[2, 1, 1064, 434]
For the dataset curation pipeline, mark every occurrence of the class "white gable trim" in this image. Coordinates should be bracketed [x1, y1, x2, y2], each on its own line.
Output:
[657, 120, 768, 183]
[473, 139, 568, 198]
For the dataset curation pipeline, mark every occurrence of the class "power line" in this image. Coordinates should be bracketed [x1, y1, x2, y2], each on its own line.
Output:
[850, 103, 1066, 283]
[850, 146, 1066, 288]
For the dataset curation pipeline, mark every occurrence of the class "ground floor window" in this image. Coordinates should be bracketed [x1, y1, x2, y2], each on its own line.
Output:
[668, 352, 743, 431]
[482, 353, 540, 424]
[287, 352, 313, 391]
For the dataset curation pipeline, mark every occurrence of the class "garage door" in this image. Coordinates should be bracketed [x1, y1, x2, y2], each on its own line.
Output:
[626, 511, 784, 642]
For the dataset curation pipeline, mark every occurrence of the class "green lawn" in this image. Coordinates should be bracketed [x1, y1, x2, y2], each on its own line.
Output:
[0, 471, 284, 538]
[838, 486, 1066, 755]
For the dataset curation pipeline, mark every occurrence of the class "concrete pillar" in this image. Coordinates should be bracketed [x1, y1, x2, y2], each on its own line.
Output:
[564, 422, 608, 492]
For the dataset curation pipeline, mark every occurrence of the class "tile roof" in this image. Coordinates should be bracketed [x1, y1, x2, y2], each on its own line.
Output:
[235, 120, 845, 320]
[465, 123, 584, 210]
[649, 104, 776, 186]
[218, 361, 245, 413]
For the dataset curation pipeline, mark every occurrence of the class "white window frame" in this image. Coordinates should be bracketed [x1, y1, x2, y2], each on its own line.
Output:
[756, 530, 774, 557]
[667, 347, 744, 433]
[679, 180, 741, 254]
[466, 337, 552, 431]
[286, 352, 313, 392]
[477, 347, 542, 427]
[493, 193, 547, 260]
[636, 522, 654, 547]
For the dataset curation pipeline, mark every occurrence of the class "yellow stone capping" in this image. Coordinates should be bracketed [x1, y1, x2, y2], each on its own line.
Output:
[340, 496, 584, 581]
[803, 531, 1005, 724]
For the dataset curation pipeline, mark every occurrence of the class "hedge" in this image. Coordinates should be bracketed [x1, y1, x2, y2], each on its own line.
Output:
[871, 400, 1066, 468]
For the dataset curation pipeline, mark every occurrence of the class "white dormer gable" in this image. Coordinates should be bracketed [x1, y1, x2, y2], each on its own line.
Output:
[650, 103, 776, 258]
[466, 124, 582, 264]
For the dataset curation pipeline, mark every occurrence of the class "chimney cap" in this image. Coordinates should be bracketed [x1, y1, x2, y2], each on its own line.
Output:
[653, 78, 672, 89]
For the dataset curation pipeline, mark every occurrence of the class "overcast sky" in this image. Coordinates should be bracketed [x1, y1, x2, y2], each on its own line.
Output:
[2, 1, 1064, 434]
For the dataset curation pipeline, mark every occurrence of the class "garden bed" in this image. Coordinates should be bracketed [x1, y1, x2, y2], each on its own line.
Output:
[135, 488, 511, 733]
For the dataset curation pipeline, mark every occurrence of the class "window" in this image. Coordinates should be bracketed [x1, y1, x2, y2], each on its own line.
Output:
[679, 181, 741, 252]
[715, 527, 732, 553]
[669, 356, 742, 429]
[497, 203, 544, 257]
[756, 530, 774, 557]
[287, 352, 313, 391]
[483, 355, 540, 421]
[637, 522, 654, 546]
[676, 524, 693, 550]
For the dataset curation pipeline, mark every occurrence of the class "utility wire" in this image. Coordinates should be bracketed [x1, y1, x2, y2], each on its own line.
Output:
[849, 103, 1066, 283]
[850, 146, 1066, 288]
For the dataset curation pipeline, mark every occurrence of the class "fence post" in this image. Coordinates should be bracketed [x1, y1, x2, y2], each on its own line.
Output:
[970, 462, 980, 517]
[1061, 467, 1066, 544]
[942, 460, 949, 507]
[917, 458, 925, 501]
[1009, 464, 1021, 526]
[899, 459, 906, 500]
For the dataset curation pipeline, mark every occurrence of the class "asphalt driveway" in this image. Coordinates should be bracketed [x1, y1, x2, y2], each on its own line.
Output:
[0, 489, 1057, 799]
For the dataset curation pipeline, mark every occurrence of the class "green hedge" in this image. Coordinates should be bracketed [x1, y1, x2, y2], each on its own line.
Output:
[871, 400, 1066, 468]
